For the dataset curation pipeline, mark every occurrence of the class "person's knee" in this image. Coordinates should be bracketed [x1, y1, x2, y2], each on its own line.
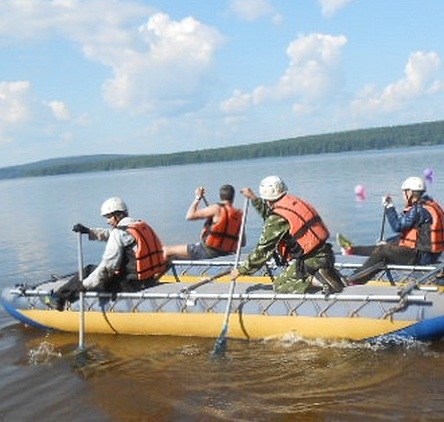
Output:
[274, 275, 312, 294]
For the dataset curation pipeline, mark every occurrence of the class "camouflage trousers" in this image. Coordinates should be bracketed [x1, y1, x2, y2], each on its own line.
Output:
[274, 243, 336, 294]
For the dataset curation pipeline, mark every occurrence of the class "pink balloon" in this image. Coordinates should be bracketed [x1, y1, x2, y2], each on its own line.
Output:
[354, 184, 367, 201]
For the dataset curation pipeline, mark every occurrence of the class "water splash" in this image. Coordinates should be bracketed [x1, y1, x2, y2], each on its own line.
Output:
[28, 339, 62, 365]
[266, 332, 433, 353]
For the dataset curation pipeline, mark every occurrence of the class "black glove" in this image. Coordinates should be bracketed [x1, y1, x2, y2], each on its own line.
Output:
[72, 223, 90, 234]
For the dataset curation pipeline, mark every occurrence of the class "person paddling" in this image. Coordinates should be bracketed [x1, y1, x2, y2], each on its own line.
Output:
[48, 197, 167, 310]
[346, 176, 444, 285]
[230, 176, 344, 294]
[163, 184, 245, 260]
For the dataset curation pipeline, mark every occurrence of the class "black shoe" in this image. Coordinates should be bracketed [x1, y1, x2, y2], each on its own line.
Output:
[56, 298, 66, 311]
[316, 268, 344, 293]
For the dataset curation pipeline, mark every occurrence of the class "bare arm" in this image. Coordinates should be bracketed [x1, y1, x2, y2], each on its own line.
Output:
[185, 187, 221, 221]
[186, 200, 220, 221]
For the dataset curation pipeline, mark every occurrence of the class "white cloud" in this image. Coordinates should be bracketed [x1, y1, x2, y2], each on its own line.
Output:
[0, 81, 31, 125]
[0, 0, 149, 43]
[0, 2, 224, 118]
[351, 51, 444, 117]
[292, 103, 315, 116]
[220, 89, 252, 113]
[229, 0, 282, 23]
[221, 33, 347, 114]
[46, 100, 71, 121]
[98, 13, 224, 115]
[318, 0, 353, 18]
[0, 80, 31, 145]
[61, 5, 225, 115]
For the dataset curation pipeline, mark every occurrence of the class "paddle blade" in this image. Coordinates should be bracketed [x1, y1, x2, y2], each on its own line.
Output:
[211, 326, 228, 358]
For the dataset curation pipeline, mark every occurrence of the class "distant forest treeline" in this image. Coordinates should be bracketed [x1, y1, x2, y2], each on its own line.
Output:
[2, 119, 444, 180]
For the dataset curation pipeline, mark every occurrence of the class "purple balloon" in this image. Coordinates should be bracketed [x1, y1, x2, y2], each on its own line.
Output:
[424, 168, 434, 184]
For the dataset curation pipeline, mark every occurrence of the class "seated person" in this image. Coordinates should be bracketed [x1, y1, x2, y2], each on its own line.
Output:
[230, 175, 344, 295]
[345, 177, 444, 285]
[49, 197, 167, 310]
[163, 184, 245, 260]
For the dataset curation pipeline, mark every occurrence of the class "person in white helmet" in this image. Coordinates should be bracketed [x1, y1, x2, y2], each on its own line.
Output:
[346, 176, 444, 285]
[49, 197, 167, 310]
[230, 176, 344, 294]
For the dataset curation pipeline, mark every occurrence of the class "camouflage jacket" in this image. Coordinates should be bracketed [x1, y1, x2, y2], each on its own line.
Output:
[237, 197, 290, 275]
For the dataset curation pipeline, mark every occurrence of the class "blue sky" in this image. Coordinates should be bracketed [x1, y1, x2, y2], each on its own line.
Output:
[1, 0, 444, 168]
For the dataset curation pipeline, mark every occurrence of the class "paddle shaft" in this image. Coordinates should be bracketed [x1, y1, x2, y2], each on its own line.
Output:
[77, 232, 86, 351]
[398, 261, 444, 297]
[379, 207, 386, 243]
[180, 269, 231, 293]
[212, 197, 249, 356]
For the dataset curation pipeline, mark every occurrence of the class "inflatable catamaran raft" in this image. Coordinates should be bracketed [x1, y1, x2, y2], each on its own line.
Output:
[2, 257, 444, 343]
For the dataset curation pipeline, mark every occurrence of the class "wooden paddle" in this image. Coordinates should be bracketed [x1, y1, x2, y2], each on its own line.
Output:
[212, 197, 249, 358]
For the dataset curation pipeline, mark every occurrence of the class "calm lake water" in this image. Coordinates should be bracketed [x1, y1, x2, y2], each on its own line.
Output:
[1, 147, 444, 421]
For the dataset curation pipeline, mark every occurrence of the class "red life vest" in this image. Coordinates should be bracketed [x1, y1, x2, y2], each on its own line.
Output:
[124, 221, 167, 281]
[398, 199, 444, 253]
[203, 204, 243, 253]
[272, 194, 330, 257]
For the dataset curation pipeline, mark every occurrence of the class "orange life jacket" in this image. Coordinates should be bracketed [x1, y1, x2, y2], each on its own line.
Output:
[272, 194, 330, 258]
[398, 199, 444, 253]
[202, 204, 243, 253]
[124, 221, 167, 281]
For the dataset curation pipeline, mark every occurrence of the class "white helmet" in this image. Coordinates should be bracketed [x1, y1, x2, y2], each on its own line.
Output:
[401, 177, 426, 192]
[100, 197, 128, 216]
[259, 176, 288, 201]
